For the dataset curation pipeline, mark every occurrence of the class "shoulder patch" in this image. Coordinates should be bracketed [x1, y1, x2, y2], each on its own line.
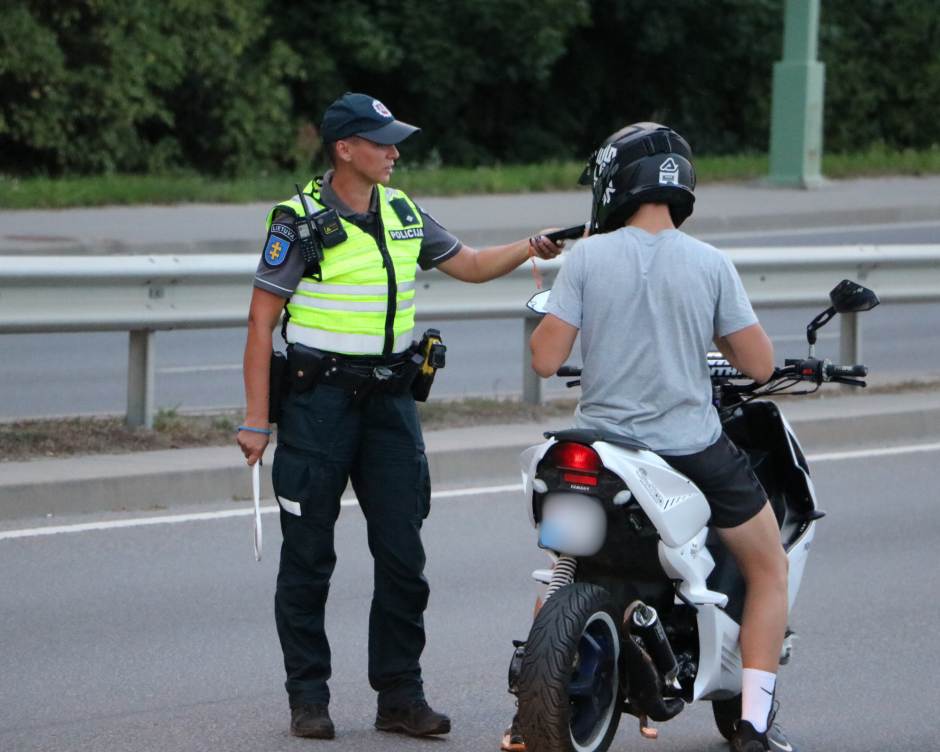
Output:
[270, 223, 297, 242]
[263, 231, 292, 266]
[388, 196, 421, 227]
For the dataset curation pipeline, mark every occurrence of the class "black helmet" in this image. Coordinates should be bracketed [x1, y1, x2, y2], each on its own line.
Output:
[579, 122, 696, 234]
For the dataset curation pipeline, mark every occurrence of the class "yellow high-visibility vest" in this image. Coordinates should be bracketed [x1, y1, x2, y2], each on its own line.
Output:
[267, 179, 425, 355]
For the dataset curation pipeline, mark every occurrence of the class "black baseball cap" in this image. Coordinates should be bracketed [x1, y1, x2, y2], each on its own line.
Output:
[320, 93, 420, 145]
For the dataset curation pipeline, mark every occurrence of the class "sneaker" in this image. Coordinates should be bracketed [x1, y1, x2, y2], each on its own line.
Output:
[500, 713, 525, 751]
[731, 719, 807, 752]
[290, 704, 335, 739]
[730, 720, 769, 752]
[375, 700, 451, 736]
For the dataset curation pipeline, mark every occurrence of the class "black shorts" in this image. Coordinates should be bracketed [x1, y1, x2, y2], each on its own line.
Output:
[662, 433, 767, 529]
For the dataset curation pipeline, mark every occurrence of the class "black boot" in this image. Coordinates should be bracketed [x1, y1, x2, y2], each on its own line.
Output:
[375, 700, 451, 736]
[290, 704, 335, 739]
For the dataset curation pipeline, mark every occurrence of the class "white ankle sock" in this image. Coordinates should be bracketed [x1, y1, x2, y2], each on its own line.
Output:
[741, 668, 776, 733]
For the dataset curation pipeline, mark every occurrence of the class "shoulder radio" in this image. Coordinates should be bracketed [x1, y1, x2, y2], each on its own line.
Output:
[294, 183, 349, 279]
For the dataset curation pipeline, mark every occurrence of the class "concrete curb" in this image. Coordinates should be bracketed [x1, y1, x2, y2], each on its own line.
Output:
[2, 397, 940, 523]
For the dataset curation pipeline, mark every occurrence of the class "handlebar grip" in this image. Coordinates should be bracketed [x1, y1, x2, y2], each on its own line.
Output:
[557, 365, 582, 377]
[826, 364, 869, 378]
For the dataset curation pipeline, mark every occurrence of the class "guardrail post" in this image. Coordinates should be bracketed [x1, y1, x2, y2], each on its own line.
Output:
[839, 313, 860, 387]
[127, 329, 156, 428]
[523, 316, 543, 405]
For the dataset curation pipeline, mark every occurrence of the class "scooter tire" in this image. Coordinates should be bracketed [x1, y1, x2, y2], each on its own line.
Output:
[712, 694, 742, 741]
[518, 583, 623, 752]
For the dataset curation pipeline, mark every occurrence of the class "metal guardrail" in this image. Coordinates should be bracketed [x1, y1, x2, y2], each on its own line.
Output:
[2, 245, 939, 426]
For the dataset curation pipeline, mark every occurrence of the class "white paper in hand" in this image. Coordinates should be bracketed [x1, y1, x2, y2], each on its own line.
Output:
[252, 461, 262, 561]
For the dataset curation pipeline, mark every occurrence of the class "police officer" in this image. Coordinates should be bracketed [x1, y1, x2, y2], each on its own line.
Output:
[237, 92, 565, 740]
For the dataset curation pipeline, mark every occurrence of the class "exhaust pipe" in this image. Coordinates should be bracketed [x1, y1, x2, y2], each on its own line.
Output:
[621, 601, 684, 723]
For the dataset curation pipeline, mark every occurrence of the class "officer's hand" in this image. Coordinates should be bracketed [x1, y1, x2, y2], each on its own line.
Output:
[529, 228, 569, 260]
[238, 428, 270, 466]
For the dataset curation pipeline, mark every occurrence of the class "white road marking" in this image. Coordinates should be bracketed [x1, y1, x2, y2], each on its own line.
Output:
[157, 364, 242, 374]
[2, 444, 939, 542]
[806, 441, 940, 462]
[0, 483, 524, 541]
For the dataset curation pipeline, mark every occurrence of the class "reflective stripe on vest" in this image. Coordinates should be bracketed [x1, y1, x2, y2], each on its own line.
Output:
[285, 321, 415, 355]
[267, 182, 424, 355]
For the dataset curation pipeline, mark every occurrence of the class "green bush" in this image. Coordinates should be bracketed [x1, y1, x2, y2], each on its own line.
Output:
[0, 0, 299, 175]
[821, 0, 940, 152]
[1, 0, 938, 176]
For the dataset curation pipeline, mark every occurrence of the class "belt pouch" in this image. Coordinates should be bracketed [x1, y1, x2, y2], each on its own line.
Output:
[289, 343, 330, 395]
[268, 350, 289, 422]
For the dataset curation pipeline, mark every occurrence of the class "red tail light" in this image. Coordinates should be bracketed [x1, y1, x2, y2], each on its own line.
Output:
[551, 442, 601, 474]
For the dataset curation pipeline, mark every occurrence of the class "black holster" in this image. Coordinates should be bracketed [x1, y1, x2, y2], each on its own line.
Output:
[268, 350, 290, 423]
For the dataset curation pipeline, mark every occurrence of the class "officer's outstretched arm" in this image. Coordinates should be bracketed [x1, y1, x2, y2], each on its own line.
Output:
[238, 288, 287, 466]
[436, 230, 563, 283]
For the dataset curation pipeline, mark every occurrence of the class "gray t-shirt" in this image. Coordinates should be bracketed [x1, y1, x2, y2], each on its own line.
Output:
[254, 171, 462, 297]
[545, 227, 758, 456]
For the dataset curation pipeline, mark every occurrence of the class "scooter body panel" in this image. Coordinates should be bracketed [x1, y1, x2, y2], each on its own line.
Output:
[693, 605, 743, 701]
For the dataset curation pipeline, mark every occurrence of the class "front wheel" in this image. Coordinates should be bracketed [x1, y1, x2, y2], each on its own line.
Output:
[518, 583, 623, 752]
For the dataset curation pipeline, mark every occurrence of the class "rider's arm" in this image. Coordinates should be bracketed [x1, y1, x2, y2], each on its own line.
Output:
[436, 233, 562, 283]
[714, 322, 775, 384]
[238, 287, 287, 465]
[530, 314, 579, 378]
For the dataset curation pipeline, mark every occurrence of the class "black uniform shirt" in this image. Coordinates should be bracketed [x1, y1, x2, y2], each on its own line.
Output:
[254, 171, 462, 298]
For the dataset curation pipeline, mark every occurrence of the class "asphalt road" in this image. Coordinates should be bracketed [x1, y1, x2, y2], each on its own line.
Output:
[1, 442, 938, 751]
[2, 222, 939, 420]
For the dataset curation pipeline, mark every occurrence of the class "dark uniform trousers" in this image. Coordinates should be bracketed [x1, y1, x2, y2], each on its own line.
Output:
[272, 380, 432, 710]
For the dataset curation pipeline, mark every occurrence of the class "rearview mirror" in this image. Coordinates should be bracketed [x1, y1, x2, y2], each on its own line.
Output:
[806, 279, 880, 353]
[526, 290, 552, 315]
[829, 279, 880, 313]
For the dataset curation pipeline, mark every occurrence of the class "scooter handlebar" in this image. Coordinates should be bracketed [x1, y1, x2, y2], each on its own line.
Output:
[825, 363, 869, 379]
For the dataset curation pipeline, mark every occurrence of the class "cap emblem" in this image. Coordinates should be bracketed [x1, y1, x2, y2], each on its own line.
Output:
[372, 99, 392, 118]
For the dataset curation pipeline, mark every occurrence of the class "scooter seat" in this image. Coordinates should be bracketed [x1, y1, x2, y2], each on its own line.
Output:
[543, 429, 651, 452]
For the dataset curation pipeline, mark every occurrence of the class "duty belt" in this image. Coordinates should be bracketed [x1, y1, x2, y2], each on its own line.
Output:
[288, 343, 419, 403]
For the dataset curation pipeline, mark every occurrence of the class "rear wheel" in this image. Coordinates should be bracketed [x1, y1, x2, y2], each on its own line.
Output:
[712, 693, 742, 741]
[518, 583, 623, 752]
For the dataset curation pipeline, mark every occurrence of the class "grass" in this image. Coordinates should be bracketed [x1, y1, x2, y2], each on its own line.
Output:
[2, 146, 939, 210]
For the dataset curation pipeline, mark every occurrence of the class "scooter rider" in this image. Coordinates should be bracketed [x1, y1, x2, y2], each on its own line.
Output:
[516, 123, 800, 752]
[237, 92, 566, 741]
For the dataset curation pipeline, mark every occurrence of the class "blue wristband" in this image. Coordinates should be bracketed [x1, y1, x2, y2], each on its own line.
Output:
[238, 426, 273, 435]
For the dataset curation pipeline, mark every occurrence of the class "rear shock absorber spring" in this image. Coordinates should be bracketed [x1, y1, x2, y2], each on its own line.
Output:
[544, 555, 577, 600]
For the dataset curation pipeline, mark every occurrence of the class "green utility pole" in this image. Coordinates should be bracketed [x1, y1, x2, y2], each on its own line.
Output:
[768, 0, 826, 187]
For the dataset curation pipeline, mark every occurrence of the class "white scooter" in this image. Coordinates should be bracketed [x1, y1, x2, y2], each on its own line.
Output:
[508, 280, 880, 752]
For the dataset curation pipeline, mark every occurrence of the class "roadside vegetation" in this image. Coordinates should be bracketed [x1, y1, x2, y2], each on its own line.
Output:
[2, 147, 939, 210]
[3, 379, 940, 463]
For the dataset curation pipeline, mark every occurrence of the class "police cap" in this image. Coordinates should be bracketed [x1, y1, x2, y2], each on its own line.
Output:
[320, 93, 420, 145]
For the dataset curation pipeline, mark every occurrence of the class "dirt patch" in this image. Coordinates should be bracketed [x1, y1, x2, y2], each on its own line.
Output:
[3, 381, 937, 463]
[0, 400, 581, 463]
[0, 410, 242, 463]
